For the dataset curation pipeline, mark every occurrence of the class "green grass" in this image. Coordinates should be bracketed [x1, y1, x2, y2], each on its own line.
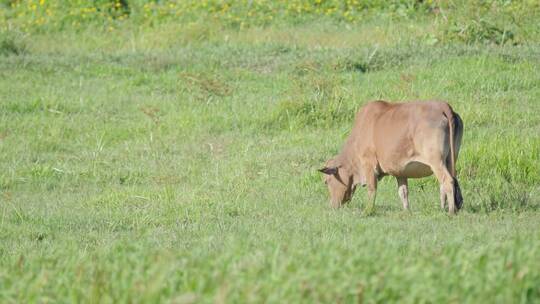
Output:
[1, 14, 540, 303]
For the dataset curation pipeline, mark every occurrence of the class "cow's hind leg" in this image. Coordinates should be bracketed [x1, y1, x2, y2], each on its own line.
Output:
[440, 185, 446, 210]
[430, 162, 456, 215]
[396, 177, 409, 210]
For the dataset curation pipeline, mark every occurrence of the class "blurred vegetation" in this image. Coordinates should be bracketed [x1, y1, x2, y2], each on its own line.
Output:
[1, 0, 539, 45]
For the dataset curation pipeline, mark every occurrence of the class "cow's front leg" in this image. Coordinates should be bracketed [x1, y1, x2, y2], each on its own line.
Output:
[364, 174, 377, 215]
[396, 177, 409, 210]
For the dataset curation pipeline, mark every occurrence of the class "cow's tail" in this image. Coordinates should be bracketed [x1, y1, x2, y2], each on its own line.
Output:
[443, 106, 463, 210]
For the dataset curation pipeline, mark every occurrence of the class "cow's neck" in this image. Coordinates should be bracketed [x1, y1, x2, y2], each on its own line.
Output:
[337, 152, 355, 171]
[338, 140, 364, 185]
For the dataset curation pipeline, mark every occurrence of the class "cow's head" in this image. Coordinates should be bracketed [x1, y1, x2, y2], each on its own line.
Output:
[319, 157, 356, 208]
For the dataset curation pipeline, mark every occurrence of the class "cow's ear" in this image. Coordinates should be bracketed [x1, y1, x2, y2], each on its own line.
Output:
[318, 166, 338, 175]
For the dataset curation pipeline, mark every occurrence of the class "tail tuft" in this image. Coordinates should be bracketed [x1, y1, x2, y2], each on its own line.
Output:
[454, 178, 463, 210]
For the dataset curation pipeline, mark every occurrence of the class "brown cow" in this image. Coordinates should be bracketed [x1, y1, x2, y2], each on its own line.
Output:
[319, 100, 463, 214]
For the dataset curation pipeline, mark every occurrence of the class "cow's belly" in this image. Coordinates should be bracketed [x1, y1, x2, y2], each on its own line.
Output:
[398, 161, 433, 178]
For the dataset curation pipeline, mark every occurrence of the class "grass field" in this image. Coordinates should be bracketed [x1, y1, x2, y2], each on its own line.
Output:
[1, 1, 540, 303]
